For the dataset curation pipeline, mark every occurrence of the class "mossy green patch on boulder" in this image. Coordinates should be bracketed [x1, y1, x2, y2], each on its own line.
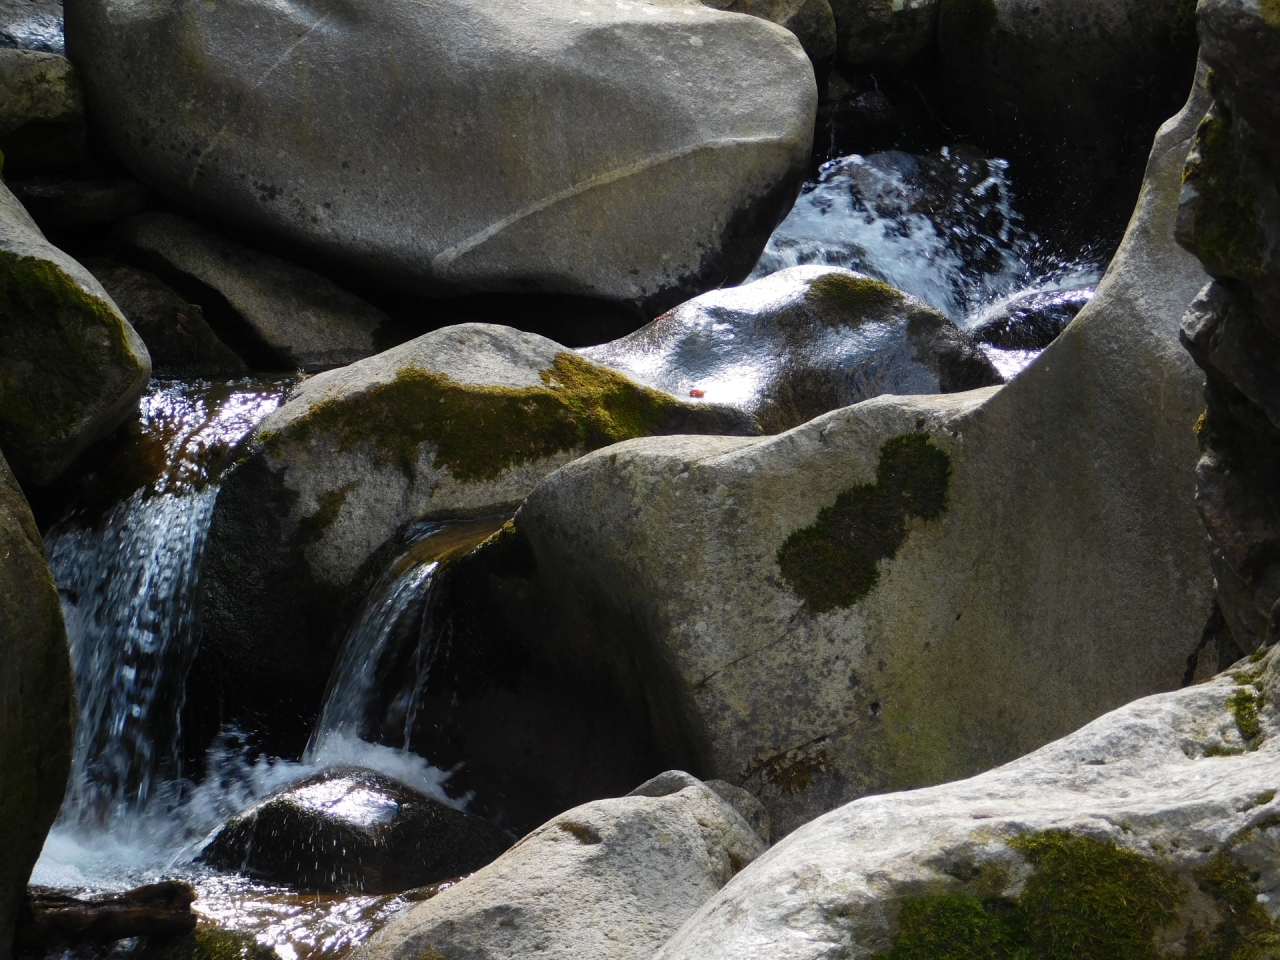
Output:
[804, 271, 904, 322]
[878, 832, 1185, 960]
[777, 433, 950, 612]
[268, 352, 701, 483]
[144, 927, 276, 960]
[1226, 686, 1264, 745]
[1178, 109, 1267, 281]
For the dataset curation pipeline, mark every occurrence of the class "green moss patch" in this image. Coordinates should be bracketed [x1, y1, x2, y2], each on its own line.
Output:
[805, 272, 904, 325]
[876, 832, 1184, 960]
[145, 928, 275, 960]
[777, 433, 950, 613]
[1186, 854, 1280, 958]
[0, 250, 141, 450]
[295, 481, 355, 548]
[1226, 687, 1265, 745]
[265, 352, 693, 483]
[1181, 111, 1267, 281]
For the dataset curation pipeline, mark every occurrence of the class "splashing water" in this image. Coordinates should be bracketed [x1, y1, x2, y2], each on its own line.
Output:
[751, 149, 1105, 345]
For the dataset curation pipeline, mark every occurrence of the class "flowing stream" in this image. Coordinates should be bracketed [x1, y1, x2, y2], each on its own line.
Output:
[26, 146, 1113, 959]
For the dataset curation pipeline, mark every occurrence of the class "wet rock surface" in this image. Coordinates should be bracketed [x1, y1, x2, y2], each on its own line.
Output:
[1175, 0, 1280, 660]
[66, 0, 815, 311]
[113, 214, 398, 372]
[200, 769, 512, 895]
[197, 323, 756, 757]
[0, 0, 63, 52]
[583, 265, 999, 434]
[658, 646, 1280, 960]
[0, 180, 150, 487]
[0, 448, 74, 960]
[970, 286, 1094, 350]
[471, 71, 1213, 837]
[359, 772, 764, 960]
[85, 260, 247, 378]
[828, 0, 936, 71]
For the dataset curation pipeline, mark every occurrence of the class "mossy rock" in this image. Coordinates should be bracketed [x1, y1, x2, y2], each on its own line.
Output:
[0, 181, 150, 485]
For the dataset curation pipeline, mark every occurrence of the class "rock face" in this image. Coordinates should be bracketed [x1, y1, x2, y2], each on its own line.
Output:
[1176, 0, 1280, 662]
[66, 0, 816, 312]
[658, 646, 1280, 960]
[828, 0, 937, 72]
[0, 49, 85, 175]
[359, 771, 765, 960]
[199, 768, 513, 894]
[478, 69, 1215, 837]
[197, 324, 757, 753]
[700, 0, 836, 78]
[0, 449, 75, 960]
[583, 266, 1000, 434]
[86, 261, 248, 378]
[937, 0, 1197, 231]
[114, 214, 396, 372]
[0, 182, 151, 487]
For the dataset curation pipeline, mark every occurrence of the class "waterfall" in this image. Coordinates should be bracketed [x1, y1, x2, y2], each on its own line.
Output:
[750, 148, 1104, 335]
[36, 378, 291, 883]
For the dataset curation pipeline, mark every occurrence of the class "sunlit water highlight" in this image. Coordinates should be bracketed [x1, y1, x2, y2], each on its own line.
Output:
[751, 149, 1105, 374]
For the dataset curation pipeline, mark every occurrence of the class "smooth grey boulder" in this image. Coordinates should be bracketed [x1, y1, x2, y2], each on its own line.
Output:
[489, 68, 1215, 837]
[0, 181, 151, 486]
[658, 647, 1280, 960]
[67, 0, 817, 312]
[0, 449, 74, 960]
[199, 768, 512, 894]
[828, 0, 936, 72]
[85, 260, 247, 378]
[0, 48, 85, 175]
[583, 265, 1000, 434]
[700, 0, 836, 77]
[114, 213, 395, 372]
[358, 772, 764, 960]
[198, 323, 758, 752]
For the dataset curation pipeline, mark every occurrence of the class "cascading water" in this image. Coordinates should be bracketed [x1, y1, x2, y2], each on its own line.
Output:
[751, 148, 1106, 375]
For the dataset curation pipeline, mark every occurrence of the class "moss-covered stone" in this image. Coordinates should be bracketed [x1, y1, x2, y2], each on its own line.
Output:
[804, 271, 904, 323]
[876, 832, 1185, 960]
[265, 352, 696, 483]
[1180, 111, 1267, 282]
[0, 246, 149, 484]
[1186, 854, 1280, 959]
[777, 433, 950, 612]
[1225, 686, 1264, 745]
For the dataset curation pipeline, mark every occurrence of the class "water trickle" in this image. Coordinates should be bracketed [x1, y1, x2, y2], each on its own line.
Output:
[751, 148, 1105, 373]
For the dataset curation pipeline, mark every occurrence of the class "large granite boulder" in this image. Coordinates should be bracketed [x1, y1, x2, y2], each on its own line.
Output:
[1175, 0, 1280, 659]
[199, 768, 513, 894]
[658, 646, 1280, 960]
[937, 0, 1197, 232]
[65, 0, 816, 313]
[197, 324, 757, 753]
[358, 771, 765, 960]
[0, 449, 75, 960]
[700, 0, 836, 78]
[583, 265, 1000, 434]
[0, 182, 150, 486]
[473, 67, 1216, 837]
[114, 214, 396, 372]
